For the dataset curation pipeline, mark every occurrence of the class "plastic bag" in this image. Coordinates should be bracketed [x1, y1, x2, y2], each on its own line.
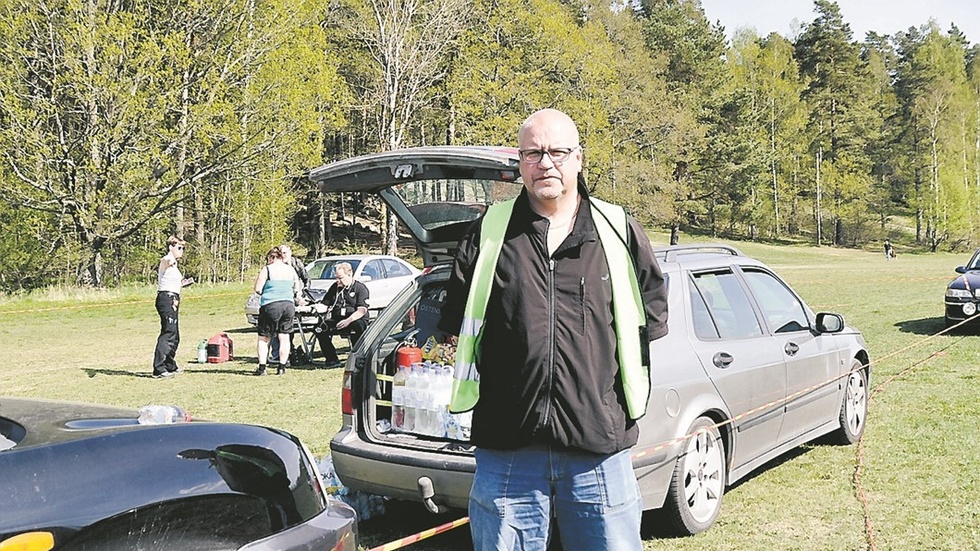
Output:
[317, 454, 386, 521]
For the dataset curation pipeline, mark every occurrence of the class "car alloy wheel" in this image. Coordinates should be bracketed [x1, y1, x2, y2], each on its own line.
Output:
[829, 362, 868, 445]
[663, 416, 726, 535]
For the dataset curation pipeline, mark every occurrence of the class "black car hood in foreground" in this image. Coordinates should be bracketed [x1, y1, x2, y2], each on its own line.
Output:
[1, 396, 354, 550]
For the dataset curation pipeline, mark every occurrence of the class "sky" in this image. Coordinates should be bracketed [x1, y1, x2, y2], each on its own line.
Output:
[699, 0, 979, 46]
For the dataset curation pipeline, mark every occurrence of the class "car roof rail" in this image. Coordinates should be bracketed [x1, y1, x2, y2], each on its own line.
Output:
[654, 243, 745, 262]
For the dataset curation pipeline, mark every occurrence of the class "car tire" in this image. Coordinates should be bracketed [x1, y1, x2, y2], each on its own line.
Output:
[662, 416, 726, 536]
[827, 362, 868, 445]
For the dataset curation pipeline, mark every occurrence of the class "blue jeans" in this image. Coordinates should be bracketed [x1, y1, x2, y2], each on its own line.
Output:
[469, 445, 642, 551]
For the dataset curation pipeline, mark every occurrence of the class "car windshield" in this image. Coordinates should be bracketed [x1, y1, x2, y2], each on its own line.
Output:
[969, 252, 980, 270]
[308, 259, 361, 279]
[392, 178, 522, 230]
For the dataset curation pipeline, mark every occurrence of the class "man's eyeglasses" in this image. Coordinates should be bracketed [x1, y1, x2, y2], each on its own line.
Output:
[175, 246, 184, 251]
[518, 146, 581, 165]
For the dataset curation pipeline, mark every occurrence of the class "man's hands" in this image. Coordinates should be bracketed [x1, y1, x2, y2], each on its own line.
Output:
[181, 277, 195, 287]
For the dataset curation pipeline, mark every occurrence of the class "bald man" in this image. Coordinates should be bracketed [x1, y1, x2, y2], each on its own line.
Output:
[438, 109, 668, 550]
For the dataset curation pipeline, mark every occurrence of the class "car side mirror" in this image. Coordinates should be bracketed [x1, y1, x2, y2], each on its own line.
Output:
[815, 312, 844, 333]
[955, 266, 967, 274]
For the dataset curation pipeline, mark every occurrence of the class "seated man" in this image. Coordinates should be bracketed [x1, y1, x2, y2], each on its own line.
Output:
[317, 262, 370, 367]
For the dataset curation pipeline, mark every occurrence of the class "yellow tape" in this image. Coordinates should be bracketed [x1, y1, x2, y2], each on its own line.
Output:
[367, 517, 470, 551]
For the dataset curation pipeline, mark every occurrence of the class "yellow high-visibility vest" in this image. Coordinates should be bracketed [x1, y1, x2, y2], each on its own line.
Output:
[450, 197, 650, 419]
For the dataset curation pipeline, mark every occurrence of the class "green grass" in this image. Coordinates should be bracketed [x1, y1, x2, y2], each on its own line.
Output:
[3, 239, 979, 549]
[0, 283, 345, 458]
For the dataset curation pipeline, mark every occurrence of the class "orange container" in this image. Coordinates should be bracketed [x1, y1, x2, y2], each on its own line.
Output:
[396, 346, 422, 369]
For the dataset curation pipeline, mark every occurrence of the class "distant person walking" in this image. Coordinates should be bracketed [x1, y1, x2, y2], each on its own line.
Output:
[884, 240, 894, 260]
[152, 236, 194, 379]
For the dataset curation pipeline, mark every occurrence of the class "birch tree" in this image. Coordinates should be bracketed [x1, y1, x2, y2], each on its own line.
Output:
[349, 0, 472, 255]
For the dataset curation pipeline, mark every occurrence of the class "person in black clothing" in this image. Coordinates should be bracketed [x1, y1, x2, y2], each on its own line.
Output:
[281, 245, 310, 288]
[317, 262, 370, 367]
[152, 236, 194, 379]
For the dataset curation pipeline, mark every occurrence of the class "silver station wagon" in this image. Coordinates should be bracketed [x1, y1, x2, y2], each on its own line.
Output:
[313, 146, 871, 536]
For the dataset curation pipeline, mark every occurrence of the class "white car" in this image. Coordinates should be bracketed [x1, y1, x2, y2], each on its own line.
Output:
[245, 254, 421, 325]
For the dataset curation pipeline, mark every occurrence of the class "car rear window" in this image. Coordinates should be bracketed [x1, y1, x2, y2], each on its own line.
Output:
[395, 179, 521, 231]
[383, 258, 414, 277]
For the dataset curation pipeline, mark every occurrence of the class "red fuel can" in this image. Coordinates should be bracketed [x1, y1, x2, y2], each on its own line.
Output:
[206, 332, 234, 363]
[395, 346, 422, 369]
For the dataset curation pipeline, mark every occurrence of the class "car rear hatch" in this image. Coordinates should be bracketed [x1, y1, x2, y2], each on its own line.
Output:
[314, 147, 523, 508]
[308, 146, 522, 267]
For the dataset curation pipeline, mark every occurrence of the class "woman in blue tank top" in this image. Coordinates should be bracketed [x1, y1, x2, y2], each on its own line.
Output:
[253, 246, 301, 376]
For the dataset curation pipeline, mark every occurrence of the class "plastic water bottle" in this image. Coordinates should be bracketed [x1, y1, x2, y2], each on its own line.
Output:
[138, 405, 190, 425]
[434, 365, 452, 437]
[417, 365, 435, 435]
[403, 364, 419, 432]
[411, 365, 425, 435]
[415, 363, 429, 435]
[392, 365, 408, 431]
[197, 339, 208, 364]
[418, 364, 429, 434]
[456, 410, 472, 440]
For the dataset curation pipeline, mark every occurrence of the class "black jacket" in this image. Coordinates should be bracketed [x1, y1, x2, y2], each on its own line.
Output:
[290, 257, 310, 288]
[438, 186, 667, 454]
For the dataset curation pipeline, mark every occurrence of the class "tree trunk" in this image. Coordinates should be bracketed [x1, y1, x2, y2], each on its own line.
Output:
[815, 148, 822, 246]
[86, 250, 104, 288]
[385, 210, 399, 255]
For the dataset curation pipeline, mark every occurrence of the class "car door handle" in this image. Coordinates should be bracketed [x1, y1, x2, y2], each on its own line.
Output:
[784, 342, 799, 356]
[713, 352, 734, 368]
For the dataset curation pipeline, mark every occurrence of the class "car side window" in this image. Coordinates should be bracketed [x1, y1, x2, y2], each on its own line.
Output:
[383, 258, 413, 278]
[362, 260, 382, 280]
[742, 268, 809, 334]
[691, 269, 763, 339]
[689, 280, 720, 339]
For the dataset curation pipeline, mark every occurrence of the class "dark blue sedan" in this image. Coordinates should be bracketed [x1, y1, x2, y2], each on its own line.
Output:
[1, 396, 357, 551]
[944, 249, 980, 327]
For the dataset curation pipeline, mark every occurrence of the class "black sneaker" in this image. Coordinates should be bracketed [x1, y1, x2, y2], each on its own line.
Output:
[276, 366, 286, 376]
[152, 371, 174, 379]
[253, 365, 267, 376]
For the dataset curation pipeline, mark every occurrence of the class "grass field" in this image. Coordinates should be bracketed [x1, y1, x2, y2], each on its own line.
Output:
[2, 237, 979, 550]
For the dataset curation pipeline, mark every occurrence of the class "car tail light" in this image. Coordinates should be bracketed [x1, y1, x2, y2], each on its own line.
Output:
[341, 371, 354, 415]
